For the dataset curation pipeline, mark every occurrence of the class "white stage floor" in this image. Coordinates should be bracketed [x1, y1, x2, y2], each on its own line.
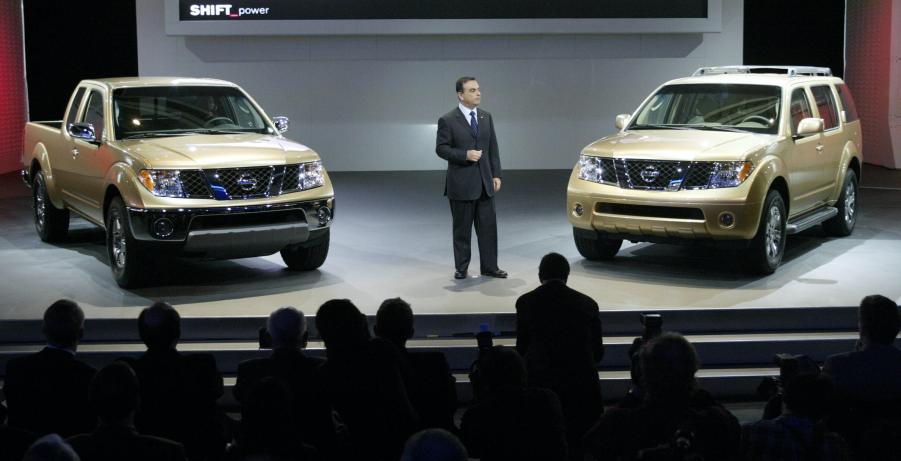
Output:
[1, 170, 899, 320]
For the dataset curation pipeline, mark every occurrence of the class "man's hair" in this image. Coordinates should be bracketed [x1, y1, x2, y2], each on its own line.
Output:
[456, 76, 477, 93]
[538, 252, 570, 282]
[42, 299, 84, 347]
[267, 306, 307, 348]
[401, 428, 468, 461]
[479, 347, 527, 393]
[859, 294, 900, 345]
[315, 299, 370, 353]
[375, 297, 414, 346]
[138, 301, 181, 350]
[640, 332, 700, 402]
[89, 362, 140, 421]
[783, 372, 833, 420]
[22, 434, 80, 461]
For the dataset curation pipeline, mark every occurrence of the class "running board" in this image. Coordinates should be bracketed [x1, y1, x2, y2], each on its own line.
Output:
[786, 207, 838, 235]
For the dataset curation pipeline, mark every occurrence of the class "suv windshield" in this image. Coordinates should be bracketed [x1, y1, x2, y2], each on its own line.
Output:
[113, 86, 271, 139]
[629, 83, 782, 135]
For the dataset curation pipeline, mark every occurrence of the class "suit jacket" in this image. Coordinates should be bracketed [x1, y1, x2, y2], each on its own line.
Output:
[68, 425, 186, 461]
[823, 344, 901, 403]
[403, 351, 458, 432]
[436, 107, 503, 200]
[2, 347, 97, 437]
[515, 281, 605, 433]
[234, 348, 335, 453]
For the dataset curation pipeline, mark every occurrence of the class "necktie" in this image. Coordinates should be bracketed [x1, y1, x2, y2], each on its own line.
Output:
[470, 111, 479, 137]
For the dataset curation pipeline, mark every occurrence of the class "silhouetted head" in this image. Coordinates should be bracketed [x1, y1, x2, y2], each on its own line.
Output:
[375, 297, 414, 349]
[538, 252, 570, 284]
[42, 299, 85, 350]
[89, 362, 140, 424]
[783, 372, 833, 421]
[401, 428, 468, 461]
[138, 301, 181, 351]
[859, 294, 900, 346]
[479, 347, 527, 395]
[267, 306, 308, 349]
[640, 332, 700, 404]
[315, 299, 370, 356]
[22, 434, 80, 461]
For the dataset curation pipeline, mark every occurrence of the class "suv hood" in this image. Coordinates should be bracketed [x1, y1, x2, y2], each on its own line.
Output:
[582, 130, 777, 161]
[114, 133, 320, 169]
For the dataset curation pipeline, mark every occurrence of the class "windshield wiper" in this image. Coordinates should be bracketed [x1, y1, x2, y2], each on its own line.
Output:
[629, 124, 695, 131]
[689, 125, 751, 133]
[121, 131, 197, 140]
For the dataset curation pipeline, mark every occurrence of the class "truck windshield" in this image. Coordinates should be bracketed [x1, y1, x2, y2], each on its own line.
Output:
[112, 86, 271, 139]
[629, 83, 782, 135]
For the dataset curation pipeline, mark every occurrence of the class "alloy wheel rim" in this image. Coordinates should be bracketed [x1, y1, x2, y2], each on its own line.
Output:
[844, 182, 856, 225]
[765, 205, 783, 260]
[111, 213, 127, 269]
[34, 178, 46, 229]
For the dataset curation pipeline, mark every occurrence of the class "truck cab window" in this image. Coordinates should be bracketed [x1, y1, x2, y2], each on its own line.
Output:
[81, 90, 105, 140]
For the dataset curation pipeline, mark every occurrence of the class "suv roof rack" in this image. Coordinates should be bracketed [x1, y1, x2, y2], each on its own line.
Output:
[692, 66, 832, 77]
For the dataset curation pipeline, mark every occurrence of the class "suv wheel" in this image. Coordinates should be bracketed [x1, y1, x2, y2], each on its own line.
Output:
[32, 170, 69, 242]
[823, 170, 858, 237]
[106, 196, 147, 287]
[281, 229, 330, 270]
[746, 190, 786, 275]
[573, 229, 622, 260]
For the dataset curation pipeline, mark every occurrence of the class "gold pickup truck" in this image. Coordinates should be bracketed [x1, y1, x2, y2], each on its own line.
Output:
[22, 77, 334, 287]
[568, 66, 862, 274]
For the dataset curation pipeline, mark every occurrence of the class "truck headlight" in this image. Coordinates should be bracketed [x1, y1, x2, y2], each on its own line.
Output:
[138, 170, 185, 197]
[578, 155, 603, 183]
[299, 161, 324, 190]
[707, 161, 754, 189]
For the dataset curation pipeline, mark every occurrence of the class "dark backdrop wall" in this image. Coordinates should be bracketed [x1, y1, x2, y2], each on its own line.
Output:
[743, 0, 845, 78]
[24, 0, 137, 121]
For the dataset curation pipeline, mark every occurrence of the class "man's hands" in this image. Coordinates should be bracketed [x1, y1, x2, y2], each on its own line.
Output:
[466, 150, 483, 162]
[493, 177, 502, 192]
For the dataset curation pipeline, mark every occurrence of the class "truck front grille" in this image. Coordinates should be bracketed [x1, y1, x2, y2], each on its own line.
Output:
[174, 165, 309, 200]
[180, 170, 213, 198]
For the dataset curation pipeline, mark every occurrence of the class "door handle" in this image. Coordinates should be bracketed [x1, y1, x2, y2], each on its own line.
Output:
[71, 148, 80, 159]
[815, 145, 824, 153]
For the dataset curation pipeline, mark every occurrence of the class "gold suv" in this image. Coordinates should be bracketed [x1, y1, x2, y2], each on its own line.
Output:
[568, 66, 862, 274]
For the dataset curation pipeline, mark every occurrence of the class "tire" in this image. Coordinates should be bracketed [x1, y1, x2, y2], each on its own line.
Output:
[32, 170, 69, 242]
[823, 169, 858, 237]
[106, 196, 147, 288]
[746, 190, 787, 275]
[281, 229, 330, 270]
[573, 228, 622, 260]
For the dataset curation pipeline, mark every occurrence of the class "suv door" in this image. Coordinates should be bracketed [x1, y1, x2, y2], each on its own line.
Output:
[810, 84, 845, 199]
[786, 86, 828, 214]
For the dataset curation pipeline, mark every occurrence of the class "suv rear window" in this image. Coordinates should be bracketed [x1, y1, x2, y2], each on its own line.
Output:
[811, 85, 839, 130]
[835, 83, 859, 122]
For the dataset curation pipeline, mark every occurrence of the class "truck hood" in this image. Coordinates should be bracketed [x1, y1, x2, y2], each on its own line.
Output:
[581, 129, 778, 161]
[113, 133, 320, 169]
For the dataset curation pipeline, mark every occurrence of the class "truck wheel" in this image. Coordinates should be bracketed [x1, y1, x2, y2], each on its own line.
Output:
[746, 190, 786, 275]
[823, 170, 858, 237]
[281, 229, 330, 270]
[573, 229, 622, 260]
[106, 196, 147, 288]
[32, 170, 69, 242]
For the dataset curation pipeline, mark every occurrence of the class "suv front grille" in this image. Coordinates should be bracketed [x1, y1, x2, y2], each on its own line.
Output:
[599, 159, 713, 191]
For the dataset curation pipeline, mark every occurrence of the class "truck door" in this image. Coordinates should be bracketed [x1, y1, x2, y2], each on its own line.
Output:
[64, 87, 109, 223]
[786, 87, 826, 214]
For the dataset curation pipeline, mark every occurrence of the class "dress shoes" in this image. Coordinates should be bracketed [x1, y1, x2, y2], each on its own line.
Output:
[481, 269, 508, 278]
[454, 270, 468, 279]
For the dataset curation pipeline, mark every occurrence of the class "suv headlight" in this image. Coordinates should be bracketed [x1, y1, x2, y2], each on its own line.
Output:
[299, 161, 324, 190]
[578, 155, 603, 183]
[138, 170, 185, 197]
[707, 161, 754, 188]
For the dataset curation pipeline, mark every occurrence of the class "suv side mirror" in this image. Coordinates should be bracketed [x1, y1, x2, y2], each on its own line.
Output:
[272, 116, 289, 133]
[68, 123, 97, 142]
[615, 114, 631, 130]
[796, 118, 824, 137]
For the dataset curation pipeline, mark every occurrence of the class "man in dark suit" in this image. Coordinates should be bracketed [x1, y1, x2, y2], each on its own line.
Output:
[128, 302, 227, 461]
[67, 362, 186, 461]
[436, 76, 506, 280]
[233, 306, 336, 457]
[3, 299, 97, 437]
[515, 253, 604, 461]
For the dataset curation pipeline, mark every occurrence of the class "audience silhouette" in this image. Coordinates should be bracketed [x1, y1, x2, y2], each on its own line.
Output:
[400, 428, 467, 461]
[3, 300, 96, 438]
[21, 434, 79, 461]
[515, 252, 604, 461]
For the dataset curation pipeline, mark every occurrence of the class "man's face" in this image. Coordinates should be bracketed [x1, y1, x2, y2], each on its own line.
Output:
[458, 80, 481, 108]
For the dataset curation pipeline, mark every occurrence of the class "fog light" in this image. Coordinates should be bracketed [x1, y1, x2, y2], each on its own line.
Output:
[718, 212, 735, 228]
[152, 217, 175, 238]
[317, 207, 332, 225]
[573, 203, 584, 217]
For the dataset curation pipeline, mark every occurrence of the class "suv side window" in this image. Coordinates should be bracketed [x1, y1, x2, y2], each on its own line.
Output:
[810, 85, 839, 130]
[65, 87, 87, 129]
[789, 88, 813, 136]
[81, 90, 105, 140]
[835, 83, 859, 122]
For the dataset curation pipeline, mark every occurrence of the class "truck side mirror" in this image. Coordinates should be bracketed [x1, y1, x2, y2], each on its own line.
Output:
[615, 114, 631, 130]
[796, 118, 824, 137]
[272, 116, 289, 133]
[68, 123, 97, 142]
